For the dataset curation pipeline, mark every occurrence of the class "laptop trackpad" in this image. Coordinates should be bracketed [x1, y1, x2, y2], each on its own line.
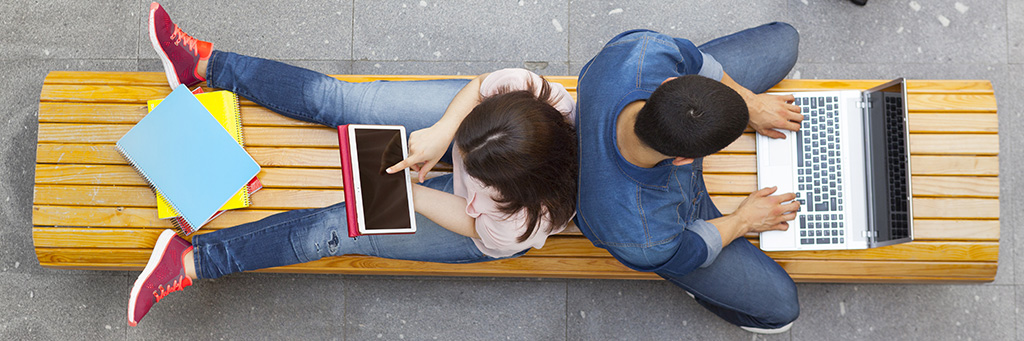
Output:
[766, 130, 792, 167]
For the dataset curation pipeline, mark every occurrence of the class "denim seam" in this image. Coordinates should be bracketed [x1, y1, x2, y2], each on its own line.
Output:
[637, 184, 650, 244]
[201, 207, 334, 266]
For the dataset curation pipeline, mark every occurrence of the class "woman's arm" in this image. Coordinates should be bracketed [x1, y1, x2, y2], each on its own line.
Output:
[411, 183, 479, 238]
[387, 73, 490, 181]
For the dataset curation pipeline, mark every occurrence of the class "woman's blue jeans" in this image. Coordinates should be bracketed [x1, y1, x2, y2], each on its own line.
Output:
[654, 22, 802, 329]
[190, 51, 516, 279]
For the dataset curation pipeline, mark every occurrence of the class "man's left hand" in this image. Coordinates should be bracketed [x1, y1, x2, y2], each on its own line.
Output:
[747, 93, 802, 139]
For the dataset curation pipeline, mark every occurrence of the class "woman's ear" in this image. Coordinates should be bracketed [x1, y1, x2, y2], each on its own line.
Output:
[661, 77, 678, 85]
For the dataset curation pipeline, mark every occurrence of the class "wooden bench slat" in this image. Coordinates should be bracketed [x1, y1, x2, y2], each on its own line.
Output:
[31, 227, 997, 262]
[36, 144, 1000, 177]
[32, 247, 995, 281]
[38, 123, 1001, 156]
[31, 206, 998, 241]
[771, 79, 994, 93]
[908, 113, 998, 133]
[34, 164, 998, 198]
[34, 185, 999, 219]
[40, 101, 999, 134]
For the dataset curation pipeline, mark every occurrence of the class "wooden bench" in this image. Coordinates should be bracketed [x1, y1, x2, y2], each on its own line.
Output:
[33, 72, 1000, 282]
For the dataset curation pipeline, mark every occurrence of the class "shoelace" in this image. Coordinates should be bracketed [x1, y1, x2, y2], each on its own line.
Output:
[169, 26, 199, 56]
[152, 275, 191, 302]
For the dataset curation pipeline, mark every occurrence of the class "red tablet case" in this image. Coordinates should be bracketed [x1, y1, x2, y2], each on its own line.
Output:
[338, 125, 361, 238]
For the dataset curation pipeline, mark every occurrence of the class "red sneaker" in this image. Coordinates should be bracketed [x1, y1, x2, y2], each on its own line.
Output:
[148, 2, 212, 89]
[128, 229, 194, 327]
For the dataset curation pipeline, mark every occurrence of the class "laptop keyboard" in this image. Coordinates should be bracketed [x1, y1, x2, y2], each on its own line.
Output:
[793, 96, 845, 246]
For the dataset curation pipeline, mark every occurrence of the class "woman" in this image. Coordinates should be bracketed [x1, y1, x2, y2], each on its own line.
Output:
[130, 3, 577, 326]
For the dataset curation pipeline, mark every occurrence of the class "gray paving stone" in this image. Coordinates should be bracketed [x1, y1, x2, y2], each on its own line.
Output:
[1, 59, 136, 276]
[788, 0, 1006, 64]
[353, 0, 567, 62]
[0, 0, 137, 60]
[352, 61, 570, 76]
[139, 58, 353, 78]
[566, 279, 789, 340]
[127, 273, 346, 339]
[793, 284, 1014, 340]
[344, 278, 566, 340]
[568, 0, 790, 63]
[1009, 0, 1024, 64]
[0, 273, 127, 340]
[136, 0, 352, 61]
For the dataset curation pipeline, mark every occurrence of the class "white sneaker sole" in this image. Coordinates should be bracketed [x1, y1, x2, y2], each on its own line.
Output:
[741, 321, 794, 334]
[127, 229, 176, 326]
[149, 3, 182, 89]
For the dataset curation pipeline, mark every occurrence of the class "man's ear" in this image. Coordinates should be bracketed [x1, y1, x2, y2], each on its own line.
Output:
[671, 157, 694, 166]
[661, 77, 678, 85]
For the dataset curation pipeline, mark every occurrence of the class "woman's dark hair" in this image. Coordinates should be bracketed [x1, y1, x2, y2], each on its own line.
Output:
[454, 78, 577, 242]
[634, 75, 749, 158]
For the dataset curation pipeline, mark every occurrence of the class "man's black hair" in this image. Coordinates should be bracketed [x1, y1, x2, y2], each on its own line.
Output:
[634, 75, 749, 158]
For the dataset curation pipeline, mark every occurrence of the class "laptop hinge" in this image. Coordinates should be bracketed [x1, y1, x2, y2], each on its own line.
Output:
[860, 230, 877, 238]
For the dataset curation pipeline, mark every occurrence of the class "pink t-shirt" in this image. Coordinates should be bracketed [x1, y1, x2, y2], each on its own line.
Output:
[452, 68, 576, 258]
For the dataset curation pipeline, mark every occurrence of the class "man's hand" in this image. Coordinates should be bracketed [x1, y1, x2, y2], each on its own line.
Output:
[747, 93, 802, 139]
[387, 125, 455, 183]
[732, 186, 800, 234]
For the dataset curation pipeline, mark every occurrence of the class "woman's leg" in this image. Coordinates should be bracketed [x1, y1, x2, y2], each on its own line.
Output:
[190, 174, 505, 279]
[696, 22, 800, 94]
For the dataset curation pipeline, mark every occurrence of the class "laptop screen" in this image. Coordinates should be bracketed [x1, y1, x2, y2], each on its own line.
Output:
[863, 79, 912, 244]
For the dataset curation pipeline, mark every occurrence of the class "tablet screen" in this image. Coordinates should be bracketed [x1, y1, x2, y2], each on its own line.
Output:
[353, 128, 412, 230]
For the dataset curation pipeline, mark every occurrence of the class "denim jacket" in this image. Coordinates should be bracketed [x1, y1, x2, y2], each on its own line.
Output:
[575, 30, 727, 277]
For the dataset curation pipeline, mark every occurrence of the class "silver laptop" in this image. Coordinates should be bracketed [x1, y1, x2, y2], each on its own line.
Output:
[756, 78, 913, 251]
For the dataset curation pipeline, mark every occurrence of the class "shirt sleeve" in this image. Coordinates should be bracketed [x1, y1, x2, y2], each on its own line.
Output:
[669, 37, 724, 81]
[696, 51, 724, 81]
[686, 219, 724, 268]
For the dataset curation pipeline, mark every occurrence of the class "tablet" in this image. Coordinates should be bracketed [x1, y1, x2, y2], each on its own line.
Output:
[338, 124, 416, 237]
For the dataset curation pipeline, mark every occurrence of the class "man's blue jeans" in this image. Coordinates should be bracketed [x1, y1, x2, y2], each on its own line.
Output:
[655, 23, 801, 329]
[191, 52, 518, 279]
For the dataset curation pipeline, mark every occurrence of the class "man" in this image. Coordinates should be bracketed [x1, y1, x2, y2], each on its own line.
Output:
[574, 23, 803, 334]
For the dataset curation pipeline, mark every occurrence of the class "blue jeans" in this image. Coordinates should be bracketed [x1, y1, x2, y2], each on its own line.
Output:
[659, 23, 801, 328]
[191, 52, 514, 279]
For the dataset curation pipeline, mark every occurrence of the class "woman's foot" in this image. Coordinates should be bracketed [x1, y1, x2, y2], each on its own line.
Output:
[128, 229, 194, 326]
[148, 2, 212, 89]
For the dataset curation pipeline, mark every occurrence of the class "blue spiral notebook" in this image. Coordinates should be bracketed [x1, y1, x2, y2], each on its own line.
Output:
[116, 85, 261, 230]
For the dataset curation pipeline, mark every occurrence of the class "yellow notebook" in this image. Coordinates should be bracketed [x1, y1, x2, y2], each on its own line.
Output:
[147, 90, 250, 219]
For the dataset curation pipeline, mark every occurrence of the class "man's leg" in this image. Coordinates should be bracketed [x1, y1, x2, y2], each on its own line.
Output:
[657, 159, 799, 330]
[656, 237, 799, 329]
[697, 22, 800, 94]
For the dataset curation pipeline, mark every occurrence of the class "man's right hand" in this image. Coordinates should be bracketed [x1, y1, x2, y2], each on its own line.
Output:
[733, 186, 800, 234]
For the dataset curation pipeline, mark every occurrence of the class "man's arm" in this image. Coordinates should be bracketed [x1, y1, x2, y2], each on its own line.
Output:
[707, 186, 800, 248]
[719, 71, 803, 139]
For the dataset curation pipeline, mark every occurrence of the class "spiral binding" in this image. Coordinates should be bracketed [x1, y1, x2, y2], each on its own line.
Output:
[225, 91, 251, 208]
[116, 144, 192, 236]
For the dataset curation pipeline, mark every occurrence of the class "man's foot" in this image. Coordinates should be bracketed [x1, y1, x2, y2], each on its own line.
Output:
[128, 229, 194, 326]
[148, 2, 212, 89]
[740, 321, 794, 334]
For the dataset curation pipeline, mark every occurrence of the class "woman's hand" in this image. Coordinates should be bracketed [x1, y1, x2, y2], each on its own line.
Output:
[747, 93, 803, 139]
[386, 125, 455, 183]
